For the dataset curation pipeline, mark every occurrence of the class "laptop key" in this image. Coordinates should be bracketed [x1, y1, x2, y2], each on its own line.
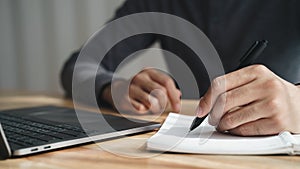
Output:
[59, 130, 85, 137]
[8, 139, 28, 147]
[8, 142, 24, 150]
[38, 134, 58, 141]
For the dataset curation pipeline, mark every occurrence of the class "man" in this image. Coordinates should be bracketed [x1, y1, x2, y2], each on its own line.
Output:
[61, 0, 300, 136]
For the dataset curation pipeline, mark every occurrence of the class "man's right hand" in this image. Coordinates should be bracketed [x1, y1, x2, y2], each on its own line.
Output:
[101, 68, 181, 114]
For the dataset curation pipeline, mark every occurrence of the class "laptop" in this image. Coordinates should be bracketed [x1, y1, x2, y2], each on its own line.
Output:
[0, 106, 160, 159]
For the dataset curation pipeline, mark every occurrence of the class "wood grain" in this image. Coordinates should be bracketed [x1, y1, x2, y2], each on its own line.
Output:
[0, 92, 299, 169]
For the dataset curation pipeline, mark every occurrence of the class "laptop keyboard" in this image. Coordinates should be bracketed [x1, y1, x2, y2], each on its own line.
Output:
[0, 113, 89, 150]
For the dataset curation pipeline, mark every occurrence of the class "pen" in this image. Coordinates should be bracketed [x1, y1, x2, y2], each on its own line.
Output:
[189, 40, 268, 132]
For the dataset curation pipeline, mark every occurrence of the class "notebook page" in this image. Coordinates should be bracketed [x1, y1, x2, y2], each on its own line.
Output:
[147, 113, 291, 155]
[292, 135, 300, 155]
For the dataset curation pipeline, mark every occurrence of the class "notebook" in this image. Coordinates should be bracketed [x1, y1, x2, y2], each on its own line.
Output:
[0, 106, 160, 159]
[147, 113, 300, 155]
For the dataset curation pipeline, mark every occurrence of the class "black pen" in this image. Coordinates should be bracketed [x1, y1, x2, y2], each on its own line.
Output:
[189, 40, 268, 132]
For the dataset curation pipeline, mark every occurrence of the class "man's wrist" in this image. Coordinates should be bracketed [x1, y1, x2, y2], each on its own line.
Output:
[101, 83, 113, 106]
[101, 80, 127, 107]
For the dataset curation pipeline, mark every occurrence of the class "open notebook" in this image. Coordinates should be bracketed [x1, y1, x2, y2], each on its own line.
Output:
[147, 113, 300, 155]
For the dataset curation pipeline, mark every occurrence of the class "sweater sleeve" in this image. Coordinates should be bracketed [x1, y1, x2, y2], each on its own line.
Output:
[60, 0, 157, 106]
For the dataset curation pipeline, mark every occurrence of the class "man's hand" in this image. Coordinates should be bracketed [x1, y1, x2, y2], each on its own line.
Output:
[101, 68, 181, 114]
[196, 65, 300, 136]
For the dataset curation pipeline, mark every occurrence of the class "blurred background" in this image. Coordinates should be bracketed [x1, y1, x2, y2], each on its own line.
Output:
[0, 0, 168, 95]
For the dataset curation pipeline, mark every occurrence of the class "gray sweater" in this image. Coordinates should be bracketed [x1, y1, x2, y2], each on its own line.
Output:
[61, 0, 300, 104]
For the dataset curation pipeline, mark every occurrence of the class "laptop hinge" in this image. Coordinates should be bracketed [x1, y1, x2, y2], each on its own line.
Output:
[0, 123, 11, 160]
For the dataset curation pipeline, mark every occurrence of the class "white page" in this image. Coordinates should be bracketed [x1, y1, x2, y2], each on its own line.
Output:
[147, 113, 294, 155]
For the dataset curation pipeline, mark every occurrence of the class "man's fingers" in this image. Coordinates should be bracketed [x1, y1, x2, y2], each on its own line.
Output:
[148, 94, 166, 114]
[129, 84, 166, 114]
[228, 118, 283, 136]
[129, 84, 151, 108]
[129, 89, 163, 114]
[197, 65, 268, 117]
[130, 68, 181, 113]
[137, 75, 169, 111]
[130, 99, 148, 114]
[147, 69, 181, 111]
[149, 89, 168, 114]
[132, 71, 165, 93]
[216, 100, 272, 131]
[208, 80, 266, 125]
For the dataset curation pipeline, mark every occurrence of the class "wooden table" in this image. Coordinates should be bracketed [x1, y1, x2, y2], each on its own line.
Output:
[0, 92, 300, 169]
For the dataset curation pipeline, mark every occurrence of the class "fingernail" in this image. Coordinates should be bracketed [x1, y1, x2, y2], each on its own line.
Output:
[195, 106, 203, 117]
[195, 98, 204, 117]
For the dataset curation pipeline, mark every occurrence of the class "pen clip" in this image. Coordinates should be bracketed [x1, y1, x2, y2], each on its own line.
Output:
[239, 41, 259, 63]
[239, 40, 268, 68]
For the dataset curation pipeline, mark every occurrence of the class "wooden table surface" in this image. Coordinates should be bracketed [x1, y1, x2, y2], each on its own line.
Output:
[0, 92, 300, 169]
